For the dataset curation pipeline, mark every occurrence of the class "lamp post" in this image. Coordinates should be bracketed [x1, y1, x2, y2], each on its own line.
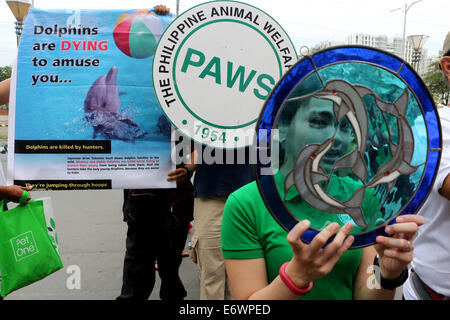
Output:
[407, 35, 428, 72]
[6, 0, 31, 47]
[390, 0, 424, 60]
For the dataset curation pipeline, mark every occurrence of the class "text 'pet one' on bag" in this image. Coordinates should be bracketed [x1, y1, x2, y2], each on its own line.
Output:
[0, 199, 63, 297]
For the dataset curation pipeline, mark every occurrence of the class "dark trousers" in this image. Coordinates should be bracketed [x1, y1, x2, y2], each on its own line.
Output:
[117, 193, 190, 301]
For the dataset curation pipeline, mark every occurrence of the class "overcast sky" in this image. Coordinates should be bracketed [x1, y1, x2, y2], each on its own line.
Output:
[0, 0, 448, 66]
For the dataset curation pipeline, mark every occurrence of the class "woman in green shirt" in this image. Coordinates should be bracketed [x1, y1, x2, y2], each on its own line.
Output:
[221, 94, 424, 299]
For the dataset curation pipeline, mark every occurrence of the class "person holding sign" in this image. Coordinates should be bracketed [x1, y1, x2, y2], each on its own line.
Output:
[116, 5, 194, 301]
[403, 31, 450, 300]
[0, 78, 32, 207]
[118, 131, 194, 301]
[221, 89, 425, 299]
[117, 160, 193, 301]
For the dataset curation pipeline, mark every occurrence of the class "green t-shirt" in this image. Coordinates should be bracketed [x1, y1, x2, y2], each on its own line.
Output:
[221, 180, 367, 300]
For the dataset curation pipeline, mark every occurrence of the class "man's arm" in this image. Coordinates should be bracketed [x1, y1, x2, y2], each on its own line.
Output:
[0, 185, 32, 204]
[0, 78, 11, 105]
[166, 148, 197, 184]
[439, 173, 450, 200]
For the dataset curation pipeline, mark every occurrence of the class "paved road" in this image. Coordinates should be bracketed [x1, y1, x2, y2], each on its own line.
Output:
[0, 115, 8, 138]
[0, 152, 200, 300]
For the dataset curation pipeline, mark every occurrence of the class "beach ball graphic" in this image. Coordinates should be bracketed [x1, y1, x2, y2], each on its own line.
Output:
[113, 9, 172, 59]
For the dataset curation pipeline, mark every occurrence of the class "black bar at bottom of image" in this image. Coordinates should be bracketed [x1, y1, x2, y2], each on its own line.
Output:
[0, 300, 438, 317]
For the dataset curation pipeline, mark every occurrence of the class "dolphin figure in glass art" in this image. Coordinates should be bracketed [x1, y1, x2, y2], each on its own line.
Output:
[360, 88, 419, 194]
[284, 139, 369, 228]
[84, 66, 147, 142]
[283, 80, 418, 229]
[312, 80, 369, 183]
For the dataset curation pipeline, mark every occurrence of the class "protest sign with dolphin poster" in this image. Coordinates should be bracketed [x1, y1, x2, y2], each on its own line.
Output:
[8, 8, 175, 190]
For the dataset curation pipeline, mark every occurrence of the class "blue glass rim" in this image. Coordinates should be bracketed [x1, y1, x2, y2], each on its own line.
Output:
[254, 45, 442, 249]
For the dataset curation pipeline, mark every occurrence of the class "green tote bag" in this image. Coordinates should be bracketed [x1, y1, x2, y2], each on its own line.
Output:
[0, 199, 63, 297]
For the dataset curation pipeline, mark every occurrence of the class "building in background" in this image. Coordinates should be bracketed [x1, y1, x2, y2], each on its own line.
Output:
[345, 33, 431, 76]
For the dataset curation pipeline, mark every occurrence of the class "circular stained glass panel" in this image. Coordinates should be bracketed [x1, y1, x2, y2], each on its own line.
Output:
[255, 46, 441, 248]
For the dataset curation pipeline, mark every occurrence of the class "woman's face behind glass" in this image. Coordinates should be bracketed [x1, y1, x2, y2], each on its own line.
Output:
[282, 97, 354, 173]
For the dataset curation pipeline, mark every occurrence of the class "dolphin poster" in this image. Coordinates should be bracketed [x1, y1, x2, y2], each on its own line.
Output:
[8, 8, 176, 190]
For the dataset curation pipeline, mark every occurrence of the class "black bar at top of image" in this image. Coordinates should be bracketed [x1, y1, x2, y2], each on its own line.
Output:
[14, 140, 111, 154]
[13, 180, 112, 190]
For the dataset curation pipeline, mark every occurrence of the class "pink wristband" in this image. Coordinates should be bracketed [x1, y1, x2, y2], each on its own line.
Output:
[279, 262, 313, 296]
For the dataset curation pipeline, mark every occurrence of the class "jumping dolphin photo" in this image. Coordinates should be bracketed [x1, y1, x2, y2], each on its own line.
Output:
[84, 66, 147, 142]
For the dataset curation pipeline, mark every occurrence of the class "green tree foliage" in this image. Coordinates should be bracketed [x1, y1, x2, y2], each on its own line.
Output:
[423, 60, 449, 106]
[0, 66, 12, 82]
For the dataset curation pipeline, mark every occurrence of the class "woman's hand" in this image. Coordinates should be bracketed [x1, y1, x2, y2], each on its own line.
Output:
[374, 214, 425, 280]
[284, 220, 355, 288]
